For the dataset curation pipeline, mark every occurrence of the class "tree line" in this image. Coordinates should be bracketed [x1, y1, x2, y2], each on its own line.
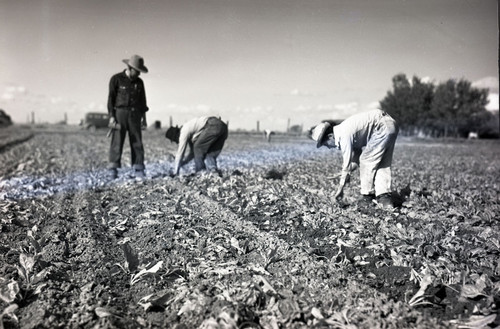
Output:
[380, 73, 497, 138]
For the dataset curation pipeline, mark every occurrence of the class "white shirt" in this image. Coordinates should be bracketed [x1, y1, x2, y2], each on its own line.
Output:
[174, 116, 210, 173]
[332, 109, 387, 178]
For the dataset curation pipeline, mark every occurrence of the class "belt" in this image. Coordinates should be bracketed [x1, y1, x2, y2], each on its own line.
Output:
[116, 107, 138, 112]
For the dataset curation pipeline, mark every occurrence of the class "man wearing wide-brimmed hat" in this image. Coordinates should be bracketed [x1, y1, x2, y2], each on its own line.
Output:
[107, 54, 149, 179]
[309, 109, 399, 209]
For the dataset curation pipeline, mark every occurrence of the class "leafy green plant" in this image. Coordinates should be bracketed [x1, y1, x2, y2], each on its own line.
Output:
[0, 277, 20, 329]
[112, 240, 164, 286]
[261, 245, 286, 270]
[130, 261, 163, 286]
[0, 278, 19, 305]
[0, 304, 19, 329]
[25, 225, 48, 256]
[408, 274, 434, 307]
[449, 314, 497, 328]
[15, 253, 49, 300]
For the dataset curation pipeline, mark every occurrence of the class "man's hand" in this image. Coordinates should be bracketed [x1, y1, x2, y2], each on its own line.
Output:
[108, 117, 118, 128]
[334, 187, 344, 201]
[339, 173, 350, 187]
[107, 117, 120, 138]
[141, 116, 147, 130]
[334, 173, 349, 202]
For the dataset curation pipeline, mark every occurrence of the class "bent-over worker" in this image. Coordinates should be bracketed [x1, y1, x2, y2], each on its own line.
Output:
[165, 116, 228, 176]
[309, 109, 399, 208]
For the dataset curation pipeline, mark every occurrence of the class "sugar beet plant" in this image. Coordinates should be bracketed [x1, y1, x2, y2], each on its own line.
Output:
[0, 225, 51, 328]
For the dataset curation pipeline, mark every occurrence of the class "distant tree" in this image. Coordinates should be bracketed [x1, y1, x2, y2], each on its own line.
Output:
[381, 74, 490, 137]
[409, 77, 434, 135]
[467, 110, 496, 138]
[288, 124, 303, 135]
[429, 79, 456, 137]
[380, 74, 411, 129]
[455, 79, 489, 136]
[478, 110, 500, 138]
[380, 74, 433, 135]
[430, 79, 489, 137]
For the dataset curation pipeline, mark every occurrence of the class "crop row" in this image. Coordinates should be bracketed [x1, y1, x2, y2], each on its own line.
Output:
[1, 130, 499, 328]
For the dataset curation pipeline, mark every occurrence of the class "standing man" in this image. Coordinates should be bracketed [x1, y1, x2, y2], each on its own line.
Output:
[165, 116, 228, 176]
[309, 109, 399, 208]
[107, 54, 149, 179]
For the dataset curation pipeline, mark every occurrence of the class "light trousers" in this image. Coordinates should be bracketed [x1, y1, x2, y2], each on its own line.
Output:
[359, 115, 398, 196]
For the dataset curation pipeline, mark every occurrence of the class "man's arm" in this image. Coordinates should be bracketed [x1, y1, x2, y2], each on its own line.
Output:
[334, 143, 354, 201]
[174, 129, 191, 175]
[141, 112, 147, 130]
[174, 145, 186, 175]
[107, 75, 117, 119]
[139, 79, 149, 113]
[139, 79, 148, 129]
[335, 171, 350, 200]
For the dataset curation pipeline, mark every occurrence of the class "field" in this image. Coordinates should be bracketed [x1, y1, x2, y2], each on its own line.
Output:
[0, 125, 499, 329]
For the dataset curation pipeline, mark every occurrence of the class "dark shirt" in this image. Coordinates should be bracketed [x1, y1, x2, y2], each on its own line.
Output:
[107, 70, 148, 116]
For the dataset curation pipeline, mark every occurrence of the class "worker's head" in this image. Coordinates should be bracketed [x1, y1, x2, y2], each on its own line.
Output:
[309, 122, 334, 148]
[122, 55, 148, 80]
[165, 126, 181, 144]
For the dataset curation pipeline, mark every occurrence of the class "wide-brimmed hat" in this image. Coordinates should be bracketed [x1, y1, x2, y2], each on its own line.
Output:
[122, 55, 148, 73]
[309, 122, 332, 148]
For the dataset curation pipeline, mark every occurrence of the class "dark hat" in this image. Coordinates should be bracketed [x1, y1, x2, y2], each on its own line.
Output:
[165, 126, 181, 143]
[309, 122, 332, 148]
[122, 54, 148, 73]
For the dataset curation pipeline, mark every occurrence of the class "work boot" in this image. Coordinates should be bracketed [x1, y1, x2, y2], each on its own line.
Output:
[109, 168, 118, 180]
[376, 193, 394, 209]
[358, 194, 375, 207]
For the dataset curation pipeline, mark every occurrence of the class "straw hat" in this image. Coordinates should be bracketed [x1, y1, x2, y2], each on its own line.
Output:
[310, 122, 331, 148]
[122, 55, 148, 73]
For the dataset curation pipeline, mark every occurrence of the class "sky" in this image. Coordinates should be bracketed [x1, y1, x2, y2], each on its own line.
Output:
[0, 0, 498, 131]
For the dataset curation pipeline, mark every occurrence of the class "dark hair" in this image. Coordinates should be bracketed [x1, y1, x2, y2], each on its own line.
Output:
[165, 126, 181, 143]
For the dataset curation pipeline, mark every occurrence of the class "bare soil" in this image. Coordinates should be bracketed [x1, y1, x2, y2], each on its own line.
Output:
[0, 125, 499, 329]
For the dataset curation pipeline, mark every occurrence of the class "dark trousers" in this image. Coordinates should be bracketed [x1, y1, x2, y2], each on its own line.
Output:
[109, 109, 145, 170]
[193, 117, 228, 171]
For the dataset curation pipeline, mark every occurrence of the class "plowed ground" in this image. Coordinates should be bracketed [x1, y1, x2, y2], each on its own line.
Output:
[0, 125, 499, 329]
